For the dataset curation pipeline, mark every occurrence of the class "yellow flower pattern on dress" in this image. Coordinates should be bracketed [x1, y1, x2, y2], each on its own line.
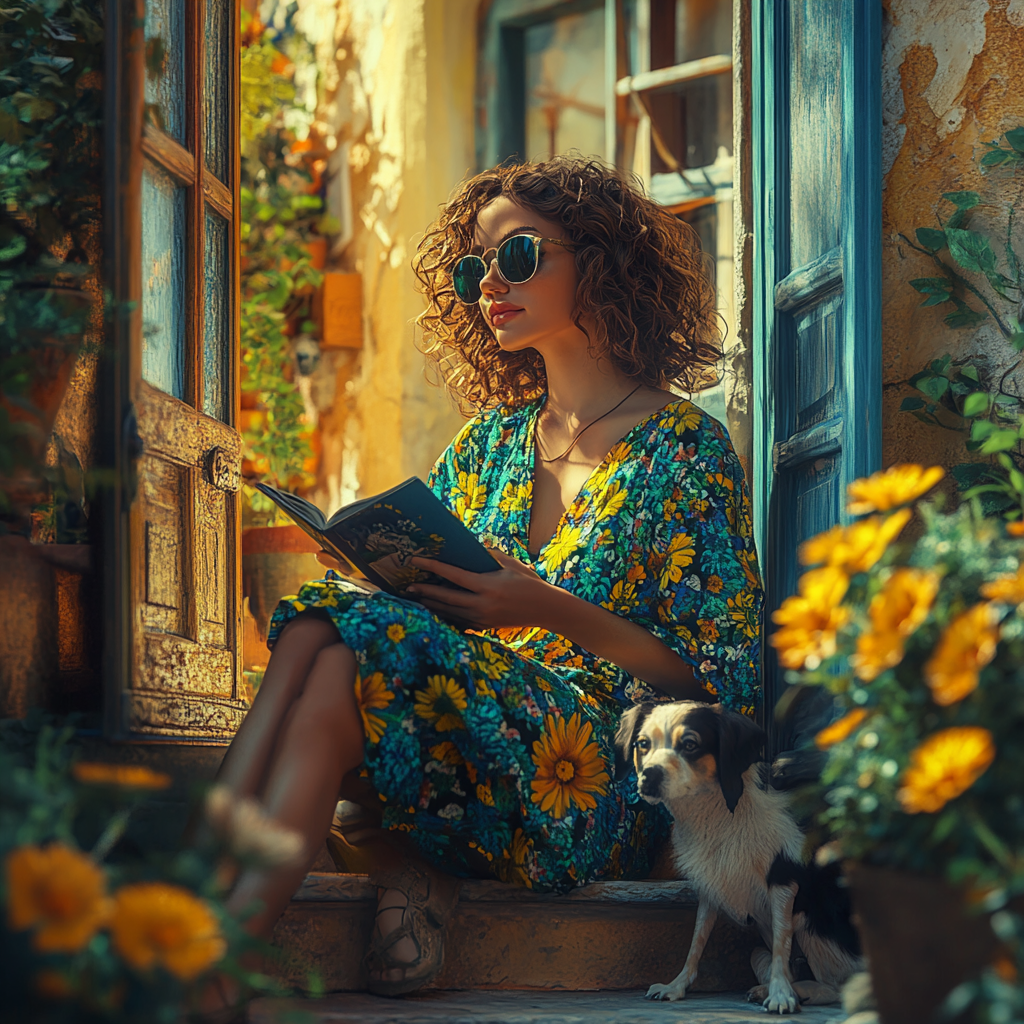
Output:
[6, 844, 111, 953]
[898, 726, 995, 814]
[109, 883, 225, 980]
[267, 396, 761, 892]
[846, 464, 945, 515]
[925, 603, 1000, 705]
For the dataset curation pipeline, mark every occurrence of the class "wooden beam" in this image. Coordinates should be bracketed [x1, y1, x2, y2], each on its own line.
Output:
[203, 174, 232, 220]
[142, 122, 196, 186]
[616, 53, 733, 96]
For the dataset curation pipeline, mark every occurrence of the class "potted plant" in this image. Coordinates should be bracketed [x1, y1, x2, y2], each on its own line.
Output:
[771, 465, 1024, 1024]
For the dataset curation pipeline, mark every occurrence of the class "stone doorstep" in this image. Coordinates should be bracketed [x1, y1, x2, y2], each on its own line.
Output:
[248, 989, 850, 1024]
[270, 875, 761, 994]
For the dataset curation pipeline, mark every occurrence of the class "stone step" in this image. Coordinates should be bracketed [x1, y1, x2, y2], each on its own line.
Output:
[249, 989, 850, 1024]
[270, 873, 760, 994]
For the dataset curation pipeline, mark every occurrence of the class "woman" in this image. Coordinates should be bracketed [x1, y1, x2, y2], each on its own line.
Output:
[214, 155, 763, 999]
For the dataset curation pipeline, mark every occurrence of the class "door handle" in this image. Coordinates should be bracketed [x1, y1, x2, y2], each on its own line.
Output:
[205, 446, 241, 493]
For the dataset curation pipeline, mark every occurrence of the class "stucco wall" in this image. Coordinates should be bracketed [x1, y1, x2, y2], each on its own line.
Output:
[882, 0, 1024, 469]
[300, 0, 477, 508]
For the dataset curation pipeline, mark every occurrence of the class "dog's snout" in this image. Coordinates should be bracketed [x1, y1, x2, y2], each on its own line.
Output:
[639, 764, 665, 797]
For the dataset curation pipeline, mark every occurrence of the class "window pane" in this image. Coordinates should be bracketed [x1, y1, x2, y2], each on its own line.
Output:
[203, 209, 230, 421]
[142, 164, 186, 401]
[204, 0, 230, 181]
[525, 8, 605, 162]
[145, 0, 186, 143]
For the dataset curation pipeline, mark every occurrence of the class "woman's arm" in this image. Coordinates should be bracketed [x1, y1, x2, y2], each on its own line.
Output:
[407, 551, 706, 701]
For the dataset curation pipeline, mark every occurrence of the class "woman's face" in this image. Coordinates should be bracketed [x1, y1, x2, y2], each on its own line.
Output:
[471, 196, 582, 354]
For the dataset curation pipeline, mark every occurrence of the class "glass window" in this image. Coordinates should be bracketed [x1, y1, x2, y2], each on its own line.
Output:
[203, 209, 230, 421]
[524, 8, 605, 162]
[141, 163, 186, 400]
[144, 0, 186, 143]
[204, 0, 230, 182]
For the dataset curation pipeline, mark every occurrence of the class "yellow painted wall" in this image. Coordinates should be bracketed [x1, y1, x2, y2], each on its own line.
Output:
[882, 0, 1024, 469]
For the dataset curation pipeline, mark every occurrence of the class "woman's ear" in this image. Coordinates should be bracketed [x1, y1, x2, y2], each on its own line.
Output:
[712, 706, 766, 812]
[614, 703, 654, 781]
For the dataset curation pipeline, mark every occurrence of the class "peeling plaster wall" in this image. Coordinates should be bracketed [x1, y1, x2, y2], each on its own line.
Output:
[304, 0, 477, 506]
[882, 0, 1024, 470]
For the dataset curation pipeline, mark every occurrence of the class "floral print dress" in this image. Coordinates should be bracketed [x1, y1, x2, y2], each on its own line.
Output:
[267, 396, 763, 892]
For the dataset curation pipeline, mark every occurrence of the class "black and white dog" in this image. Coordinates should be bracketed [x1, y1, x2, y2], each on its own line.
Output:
[615, 701, 863, 1013]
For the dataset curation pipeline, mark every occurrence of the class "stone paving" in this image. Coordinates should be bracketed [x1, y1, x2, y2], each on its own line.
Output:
[248, 989, 850, 1024]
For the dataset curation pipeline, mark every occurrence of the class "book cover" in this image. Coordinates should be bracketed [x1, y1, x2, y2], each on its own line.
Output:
[254, 478, 500, 596]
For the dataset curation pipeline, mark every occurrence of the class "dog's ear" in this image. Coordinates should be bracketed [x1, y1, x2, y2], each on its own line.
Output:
[712, 706, 766, 812]
[614, 703, 654, 781]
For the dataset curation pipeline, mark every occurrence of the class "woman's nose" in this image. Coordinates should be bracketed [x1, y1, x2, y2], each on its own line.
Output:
[479, 256, 506, 297]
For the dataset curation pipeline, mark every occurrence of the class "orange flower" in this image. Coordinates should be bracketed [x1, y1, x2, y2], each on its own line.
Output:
[354, 671, 395, 744]
[924, 603, 1000, 705]
[1006, 521, 1024, 537]
[110, 883, 225, 980]
[770, 566, 850, 670]
[531, 713, 610, 818]
[851, 629, 906, 682]
[799, 510, 912, 574]
[846, 464, 945, 515]
[898, 726, 995, 814]
[815, 708, 870, 749]
[6, 844, 111, 953]
[72, 763, 172, 789]
[980, 567, 1024, 605]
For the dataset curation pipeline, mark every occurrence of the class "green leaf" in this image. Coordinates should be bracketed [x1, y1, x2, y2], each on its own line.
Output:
[916, 375, 949, 401]
[1005, 127, 1024, 153]
[1012, 332, 1024, 352]
[971, 419, 996, 440]
[980, 429, 1020, 454]
[944, 302, 987, 328]
[942, 190, 981, 210]
[962, 392, 991, 417]
[950, 462, 990, 490]
[959, 364, 980, 381]
[899, 396, 925, 412]
[915, 227, 947, 251]
[981, 149, 1015, 168]
[946, 227, 997, 273]
[909, 277, 951, 296]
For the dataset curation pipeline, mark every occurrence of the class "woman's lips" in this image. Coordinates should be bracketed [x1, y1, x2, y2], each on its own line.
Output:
[490, 308, 523, 327]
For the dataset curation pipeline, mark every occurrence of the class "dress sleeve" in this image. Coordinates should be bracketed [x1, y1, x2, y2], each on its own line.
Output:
[426, 413, 487, 510]
[632, 435, 763, 715]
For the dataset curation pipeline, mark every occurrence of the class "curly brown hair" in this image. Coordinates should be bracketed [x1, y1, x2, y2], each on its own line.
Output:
[412, 154, 722, 412]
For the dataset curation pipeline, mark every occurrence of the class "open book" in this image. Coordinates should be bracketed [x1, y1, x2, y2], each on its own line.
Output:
[255, 477, 501, 596]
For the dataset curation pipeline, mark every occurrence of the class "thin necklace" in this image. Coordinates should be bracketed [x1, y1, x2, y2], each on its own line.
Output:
[537, 385, 644, 463]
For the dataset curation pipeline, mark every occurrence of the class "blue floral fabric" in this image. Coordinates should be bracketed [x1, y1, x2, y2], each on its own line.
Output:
[268, 396, 763, 892]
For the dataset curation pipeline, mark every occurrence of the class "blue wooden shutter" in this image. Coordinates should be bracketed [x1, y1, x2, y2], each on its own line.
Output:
[751, 0, 882, 752]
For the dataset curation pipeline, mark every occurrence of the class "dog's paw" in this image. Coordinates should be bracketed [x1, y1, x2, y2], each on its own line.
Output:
[747, 985, 768, 1004]
[763, 982, 801, 1014]
[645, 983, 687, 1002]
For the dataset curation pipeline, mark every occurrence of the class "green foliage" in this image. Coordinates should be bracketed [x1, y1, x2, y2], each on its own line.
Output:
[0, 1, 104, 525]
[900, 128, 1024, 523]
[239, 13, 326, 527]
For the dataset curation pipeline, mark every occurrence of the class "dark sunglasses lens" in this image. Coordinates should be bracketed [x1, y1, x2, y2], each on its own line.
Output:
[452, 256, 486, 303]
[497, 235, 538, 283]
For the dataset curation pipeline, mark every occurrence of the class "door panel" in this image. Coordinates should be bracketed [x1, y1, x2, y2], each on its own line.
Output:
[752, 0, 881, 752]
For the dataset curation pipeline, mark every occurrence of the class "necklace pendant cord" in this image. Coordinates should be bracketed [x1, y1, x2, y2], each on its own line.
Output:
[537, 384, 644, 464]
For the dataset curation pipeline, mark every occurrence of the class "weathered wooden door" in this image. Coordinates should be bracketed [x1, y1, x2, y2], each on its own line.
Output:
[105, 0, 246, 741]
[751, 0, 882, 751]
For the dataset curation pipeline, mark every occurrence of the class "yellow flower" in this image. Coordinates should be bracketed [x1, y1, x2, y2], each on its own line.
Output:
[814, 708, 869, 749]
[851, 568, 940, 681]
[659, 531, 696, 588]
[770, 566, 851, 669]
[496, 828, 535, 888]
[799, 510, 912, 574]
[591, 481, 628, 522]
[452, 472, 487, 521]
[72, 762, 172, 789]
[540, 524, 585, 572]
[110, 883, 225, 980]
[898, 726, 995, 814]
[981, 567, 1024, 605]
[530, 712, 610, 818]
[499, 480, 532, 513]
[728, 590, 760, 635]
[672, 403, 704, 434]
[386, 623, 406, 642]
[925, 603, 1000, 705]
[473, 641, 508, 681]
[476, 782, 495, 806]
[846, 464, 945, 515]
[429, 741, 464, 765]
[1006, 521, 1024, 537]
[354, 671, 395, 744]
[6, 844, 111, 953]
[415, 675, 468, 731]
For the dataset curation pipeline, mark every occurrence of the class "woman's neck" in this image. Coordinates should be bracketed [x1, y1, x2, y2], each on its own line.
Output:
[540, 343, 638, 423]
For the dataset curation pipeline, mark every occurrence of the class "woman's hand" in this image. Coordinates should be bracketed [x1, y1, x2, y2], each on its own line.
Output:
[406, 549, 557, 629]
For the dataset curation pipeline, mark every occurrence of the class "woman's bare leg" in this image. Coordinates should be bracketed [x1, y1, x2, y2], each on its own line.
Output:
[226, 642, 364, 937]
[216, 615, 341, 799]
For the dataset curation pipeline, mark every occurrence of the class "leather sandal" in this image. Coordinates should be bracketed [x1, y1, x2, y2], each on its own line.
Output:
[364, 860, 459, 997]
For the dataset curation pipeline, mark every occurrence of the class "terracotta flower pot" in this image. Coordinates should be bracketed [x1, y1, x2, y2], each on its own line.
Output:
[241, 525, 323, 642]
[846, 862, 1000, 1024]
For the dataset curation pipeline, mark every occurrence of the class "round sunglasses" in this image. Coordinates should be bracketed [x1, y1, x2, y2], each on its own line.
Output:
[451, 233, 571, 304]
